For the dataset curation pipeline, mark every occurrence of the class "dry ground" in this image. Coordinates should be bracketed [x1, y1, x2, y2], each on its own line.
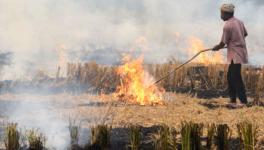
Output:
[0, 92, 264, 148]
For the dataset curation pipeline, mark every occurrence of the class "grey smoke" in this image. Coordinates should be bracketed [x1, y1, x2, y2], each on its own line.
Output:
[0, 1, 263, 149]
[8, 96, 70, 150]
[0, 52, 12, 65]
[239, 0, 264, 5]
[0, 52, 12, 77]
[0, 0, 263, 80]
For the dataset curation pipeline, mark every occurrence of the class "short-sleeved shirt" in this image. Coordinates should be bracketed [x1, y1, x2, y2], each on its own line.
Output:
[221, 17, 248, 64]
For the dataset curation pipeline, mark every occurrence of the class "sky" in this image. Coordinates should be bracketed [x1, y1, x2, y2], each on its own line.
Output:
[0, 0, 263, 79]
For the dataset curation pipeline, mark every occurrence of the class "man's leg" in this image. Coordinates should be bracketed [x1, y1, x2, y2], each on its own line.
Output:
[233, 64, 248, 104]
[227, 62, 237, 103]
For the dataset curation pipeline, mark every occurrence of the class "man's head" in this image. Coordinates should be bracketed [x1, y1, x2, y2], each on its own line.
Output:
[220, 4, 235, 21]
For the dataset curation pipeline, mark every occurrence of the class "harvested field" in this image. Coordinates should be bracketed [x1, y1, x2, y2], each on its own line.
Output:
[0, 93, 264, 149]
[1, 61, 264, 149]
[66, 62, 264, 99]
[1, 0, 264, 149]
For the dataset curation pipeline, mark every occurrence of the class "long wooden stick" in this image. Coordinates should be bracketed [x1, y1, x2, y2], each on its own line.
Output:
[149, 47, 226, 87]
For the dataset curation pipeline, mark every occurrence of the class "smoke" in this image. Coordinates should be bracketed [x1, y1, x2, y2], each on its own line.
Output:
[0, 52, 12, 65]
[3, 92, 114, 149]
[239, 0, 264, 5]
[0, 1, 263, 148]
[0, 52, 12, 77]
[0, 0, 263, 80]
[6, 94, 70, 149]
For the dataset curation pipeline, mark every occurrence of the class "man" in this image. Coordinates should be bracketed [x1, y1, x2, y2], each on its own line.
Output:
[213, 3, 248, 106]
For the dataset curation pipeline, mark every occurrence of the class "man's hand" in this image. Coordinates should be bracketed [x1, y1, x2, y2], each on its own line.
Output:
[212, 45, 221, 51]
[212, 42, 225, 51]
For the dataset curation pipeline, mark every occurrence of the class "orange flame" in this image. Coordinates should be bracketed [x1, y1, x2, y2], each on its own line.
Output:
[114, 55, 163, 105]
[188, 36, 224, 64]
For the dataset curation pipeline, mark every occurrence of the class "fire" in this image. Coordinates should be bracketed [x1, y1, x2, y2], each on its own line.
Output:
[114, 55, 163, 105]
[188, 36, 224, 64]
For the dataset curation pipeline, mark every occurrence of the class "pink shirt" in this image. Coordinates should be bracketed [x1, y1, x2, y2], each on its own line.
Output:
[221, 17, 248, 64]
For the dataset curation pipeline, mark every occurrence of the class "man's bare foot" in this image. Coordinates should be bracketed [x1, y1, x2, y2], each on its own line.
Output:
[226, 103, 236, 109]
[226, 103, 246, 109]
[236, 103, 247, 108]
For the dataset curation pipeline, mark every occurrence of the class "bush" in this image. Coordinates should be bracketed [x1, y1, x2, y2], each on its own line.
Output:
[91, 124, 112, 149]
[26, 129, 46, 150]
[216, 124, 231, 150]
[69, 118, 81, 146]
[128, 125, 141, 150]
[206, 123, 216, 149]
[180, 121, 203, 150]
[148, 124, 176, 150]
[4, 123, 20, 150]
[237, 121, 258, 150]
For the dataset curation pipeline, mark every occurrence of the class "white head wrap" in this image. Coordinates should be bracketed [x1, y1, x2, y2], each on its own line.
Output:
[221, 3, 235, 13]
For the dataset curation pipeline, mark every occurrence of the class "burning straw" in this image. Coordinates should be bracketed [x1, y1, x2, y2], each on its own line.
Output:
[114, 55, 164, 106]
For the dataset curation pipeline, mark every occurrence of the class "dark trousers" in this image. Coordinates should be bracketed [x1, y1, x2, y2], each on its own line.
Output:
[227, 61, 247, 104]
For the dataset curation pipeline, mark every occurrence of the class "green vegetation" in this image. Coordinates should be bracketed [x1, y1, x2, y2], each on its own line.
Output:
[128, 125, 141, 150]
[4, 123, 20, 150]
[91, 124, 112, 149]
[180, 122, 203, 150]
[26, 129, 46, 150]
[216, 124, 231, 150]
[1, 121, 262, 149]
[68, 118, 81, 146]
[149, 124, 176, 150]
[206, 123, 216, 149]
[237, 121, 259, 150]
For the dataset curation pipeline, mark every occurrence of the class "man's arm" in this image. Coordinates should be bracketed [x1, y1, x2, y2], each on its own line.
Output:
[212, 42, 225, 51]
[243, 23, 248, 37]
